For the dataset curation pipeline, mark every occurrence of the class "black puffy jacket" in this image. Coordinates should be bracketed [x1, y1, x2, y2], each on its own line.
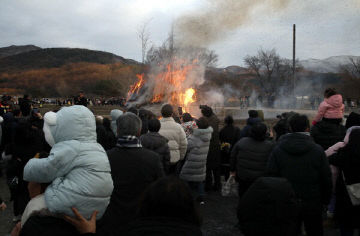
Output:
[310, 119, 346, 150]
[230, 137, 274, 182]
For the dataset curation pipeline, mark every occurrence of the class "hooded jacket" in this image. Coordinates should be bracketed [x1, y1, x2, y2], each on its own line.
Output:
[314, 94, 344, 122]
[180, 127, 213, 182]
[267, 133, 332, 212]
[159, 117, 188, 164]
[23, 105, 114, 220]
[140, 132, 171, 172]
[110, 109, 123, 136]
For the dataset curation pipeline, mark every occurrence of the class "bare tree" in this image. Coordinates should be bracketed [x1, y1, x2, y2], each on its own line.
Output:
[138, 20, 151, 64]
[244, 49, 296, 96]
[340, 57, 360, 96]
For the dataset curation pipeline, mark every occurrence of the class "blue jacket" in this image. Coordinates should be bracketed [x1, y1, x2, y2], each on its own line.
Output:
[24, 105, 113, 219]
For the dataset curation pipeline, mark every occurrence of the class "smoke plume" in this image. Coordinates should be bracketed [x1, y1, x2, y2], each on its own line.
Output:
[175, 0, 290, 47]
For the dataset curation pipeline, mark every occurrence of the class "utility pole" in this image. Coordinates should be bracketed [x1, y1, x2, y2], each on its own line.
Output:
[293, 24, 296, 101]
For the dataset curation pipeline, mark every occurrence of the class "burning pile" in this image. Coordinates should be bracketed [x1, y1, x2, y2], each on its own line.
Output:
[127, 57, 201, 112]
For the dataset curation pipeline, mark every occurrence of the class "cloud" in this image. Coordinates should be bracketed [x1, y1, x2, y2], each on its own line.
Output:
[0, 0, 359, 66]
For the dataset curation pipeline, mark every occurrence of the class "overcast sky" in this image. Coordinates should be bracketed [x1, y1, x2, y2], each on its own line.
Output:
[1, 0, 359, 67]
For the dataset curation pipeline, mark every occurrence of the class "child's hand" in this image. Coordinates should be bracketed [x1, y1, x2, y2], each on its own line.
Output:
[64, 207, 97, 234]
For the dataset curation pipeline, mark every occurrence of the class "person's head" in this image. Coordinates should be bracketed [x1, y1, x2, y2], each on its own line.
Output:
[248, 110, 258, 118]
[137, 176, 201, 226]
[324, 88, 337, 98]
[103, 117, 111, 129]
[182, 113, 193, 122]
[196, 117, 209, 129]
[224, 115, 234, 126]
[344, 128, 360, 154]
[200, 105, 213, 118]
[250, 123, 267, 141]
[161, 104, 173, 118]
[79, 91, 84, 97]
[13, 109, 21, 117]
[95, 116, 103, 126]
[148, 118, 161, 132]
[127, 107, 138, 116]
[14, 120, 34, 145]
[289, 114, 310, 133]
[116, 112, 142, 137]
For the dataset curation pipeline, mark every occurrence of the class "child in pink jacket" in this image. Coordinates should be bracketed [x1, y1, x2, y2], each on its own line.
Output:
[313, 88, 344, 125]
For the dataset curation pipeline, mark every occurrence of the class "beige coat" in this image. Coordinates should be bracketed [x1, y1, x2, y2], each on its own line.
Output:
[159, 117, 188, 163]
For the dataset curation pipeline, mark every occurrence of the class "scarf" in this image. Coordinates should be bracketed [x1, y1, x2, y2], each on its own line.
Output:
[116, 135, 142, 148]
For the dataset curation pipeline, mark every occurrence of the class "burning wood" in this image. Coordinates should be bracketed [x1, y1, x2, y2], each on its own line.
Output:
[126, 58, 198, 112]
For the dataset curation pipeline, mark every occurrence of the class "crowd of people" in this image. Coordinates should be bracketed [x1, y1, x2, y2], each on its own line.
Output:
[0, 87, 359, 236]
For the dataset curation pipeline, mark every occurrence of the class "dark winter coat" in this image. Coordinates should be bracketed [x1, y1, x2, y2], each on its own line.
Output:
[238, 177, 298, 236]
[219, 125, 241, 148]
[267, 133, 332, 213]
[180, 127, 213, 182]
[310, 119, 346, 150]
[96, 124, 116, 151]
[20, 215, 80, 236]
[239, 117, 262, 139]
[345, 111, 360, 129]
[97, 147, 164, 234]
[140, 132, 171, 173]
[204, 114, 221, 168]
[329, 149, 360, 228]
[230, 137, 275, 182]
[123, 217, 203, 236]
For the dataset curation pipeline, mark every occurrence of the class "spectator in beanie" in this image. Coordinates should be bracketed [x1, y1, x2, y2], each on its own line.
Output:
[97, 112, 164, 235]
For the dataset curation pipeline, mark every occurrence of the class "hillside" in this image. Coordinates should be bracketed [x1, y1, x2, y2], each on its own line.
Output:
[0, 45, 41, 58]
[0, 47, 139, 73]
[300, 55, 360, 73]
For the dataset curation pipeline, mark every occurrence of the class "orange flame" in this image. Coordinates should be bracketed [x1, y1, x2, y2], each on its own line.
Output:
[127, 59, 198, 112]
[127, 73, 145, 100]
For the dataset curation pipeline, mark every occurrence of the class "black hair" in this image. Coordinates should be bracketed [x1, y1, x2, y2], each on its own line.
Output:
[161, 104, 173, 118]
[324, 88, 337, 98]
[196, 117, 209, 129]
[248, 110, 258, 118]
[148, 118, 161, 132]
[250, 123, 267, 141]
[137, 176, 202, 226]
[127, 107, 138, 116]
[224, 115, 234, 125]
[289, 114, 309, 132]
[103, 117, 111, 129]
[200, 105, 213, 118]
[182, 113, 193, 122]
[13, 109, 21, 117]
